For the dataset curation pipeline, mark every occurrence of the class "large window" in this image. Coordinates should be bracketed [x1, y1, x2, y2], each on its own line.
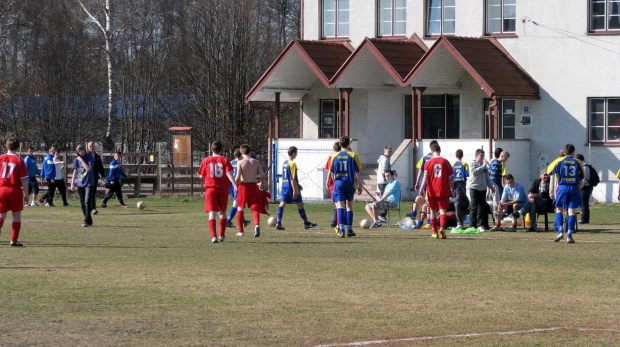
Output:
[589, 98, 620, 142]
[484, 99, 515, 139]
[589, 0, 620, 32]
[426, 0, 455, 36]
[485, 0, 516, 35]
[320, 100, 340, 139]
[378, 0, 407, 37]
[405, 94, 460, 139]
[323, 0, 349, 38]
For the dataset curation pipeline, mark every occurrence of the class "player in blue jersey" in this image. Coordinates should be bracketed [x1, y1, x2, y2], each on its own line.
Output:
[547, 144, 584, 243]
[452, 149, 469, 188]
[488, 148, 510, 225]
[329, 136, 363, 238]
[226, 150, 250, 228]
[274, 146, 317, 230]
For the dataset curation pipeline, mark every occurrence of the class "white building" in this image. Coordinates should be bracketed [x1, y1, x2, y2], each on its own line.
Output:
[247, 0, 620, 202]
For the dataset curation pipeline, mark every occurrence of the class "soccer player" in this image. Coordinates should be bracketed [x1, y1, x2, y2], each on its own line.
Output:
[198, 141, 236, 243]
[329, 136, 363, 238]
[452, 149, 469, 188]
[275, 146, 317, 230]
[41, 147, 57, 207]
[488, 148, 510, 225]
[23, 147, 40, 206]
[0, 138, 30, 246]
[419, 144, 453, 239]
[235, 144, 265, 237]
[408, 140, 438, 224]
[325, 141, 341, 229]
[226, 150, 243, 227]
[547, 144, 584, 243]
[101, 152, 129, 208]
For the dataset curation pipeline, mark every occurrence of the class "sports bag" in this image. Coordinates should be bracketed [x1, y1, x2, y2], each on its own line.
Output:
[585, 164, 599, 187]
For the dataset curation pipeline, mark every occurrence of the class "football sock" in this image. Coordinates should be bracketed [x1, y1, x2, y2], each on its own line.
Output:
[337, 208, 345, 232]
[419, 212, 427, 223]
[439, 214, 447, 229]
[219, 218, 227, 237]
[430, 218, 438, 233]
[298, 208, 307, 222]
[276, 206, 284, 223]
[237, 210, 245, 232]
[227, 207, 237, 223]
[555, 212, 563, 233]
[11, 222, 21, 243]
[346, 210, 353, 231]
[208, 219, 217, 238]
[252, 211, 260, 226]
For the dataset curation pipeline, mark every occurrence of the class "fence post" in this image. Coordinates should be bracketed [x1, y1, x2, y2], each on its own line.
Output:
[157, 143, 162, 194]
[134, 155, 142, 198]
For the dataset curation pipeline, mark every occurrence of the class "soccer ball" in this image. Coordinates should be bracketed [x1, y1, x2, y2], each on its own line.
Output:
[268, 216, 277, 226]
[360, 219, 371, 229]
[137, 201, 145, 210]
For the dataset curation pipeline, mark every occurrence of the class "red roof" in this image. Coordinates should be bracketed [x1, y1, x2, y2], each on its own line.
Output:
[369, 38, 428, 80]
[296, 40, 354, 81]
[406, 36, 540, 98]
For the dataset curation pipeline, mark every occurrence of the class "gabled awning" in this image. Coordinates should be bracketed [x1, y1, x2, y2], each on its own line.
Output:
[405, 36, 540, 99]
[246, 40, 353, 103]
[331, 35, 428, 88]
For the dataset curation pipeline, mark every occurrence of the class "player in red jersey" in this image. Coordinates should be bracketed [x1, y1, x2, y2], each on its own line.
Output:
[419, 144, 453, 239]
[0, 138, 30, 246]
[235, 144, 265, 237]
[198, 141, 236, 244]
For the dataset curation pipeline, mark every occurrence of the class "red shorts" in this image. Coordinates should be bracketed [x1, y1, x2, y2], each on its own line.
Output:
[0, 187, 24, 213]
[237, 183, 262, 211]
[204, 188, 229, 212]
[427, 195, 450, 211]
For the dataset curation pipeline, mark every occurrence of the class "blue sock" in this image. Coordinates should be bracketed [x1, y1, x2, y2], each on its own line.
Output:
[555, 212, 563, 233]
[227, 207, 237, 223]
[298, 208, 307, 222]
[337, 208, 345, 232]
[567, 214, 576, 236]
[277, 206, 284, 224]
[346, 210, 353, 231]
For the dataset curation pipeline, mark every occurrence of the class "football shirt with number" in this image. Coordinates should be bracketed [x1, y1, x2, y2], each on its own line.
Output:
[329, 150, 362, 185]
[0, 154, 28, 189]
[198, 155, 233, 190]
[424, 156, 454, 198]
[452, 160, 469, 185]
[547, 156, 584, 185]
[280, 159, 299, 196]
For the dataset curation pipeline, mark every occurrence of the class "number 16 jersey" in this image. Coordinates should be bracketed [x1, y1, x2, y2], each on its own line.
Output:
[198, 155, 233, 190]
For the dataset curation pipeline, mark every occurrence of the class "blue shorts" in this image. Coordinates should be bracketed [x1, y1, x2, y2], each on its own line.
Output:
[228, 185, 237, 200]
[333, 180, 355, 202]
[555, 185, 581, 209]
[280, 193, 303, 204]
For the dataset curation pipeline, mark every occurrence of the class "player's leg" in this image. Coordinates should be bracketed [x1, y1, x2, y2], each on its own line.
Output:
[345, 198, 355, 236]
[116, 182, 126, 206]
[236, 185, 247, 235]
[208, 210, 218, 241]
[553, 189, 566, 241]
[276, 199, 286, 228]
[565, 187, 581, 243]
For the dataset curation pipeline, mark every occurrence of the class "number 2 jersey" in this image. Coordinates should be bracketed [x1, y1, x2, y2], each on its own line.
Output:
[329, 150, 362, 186]
[424, 156, 454, 198]
[197, 155, 233, 190]
[0, 153, 29, 189]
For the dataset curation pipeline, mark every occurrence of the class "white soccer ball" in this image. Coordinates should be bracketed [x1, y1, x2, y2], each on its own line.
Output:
[360, 219, 371, 229]
[268, 216, 277, 226]
[137, 201, 145, 210]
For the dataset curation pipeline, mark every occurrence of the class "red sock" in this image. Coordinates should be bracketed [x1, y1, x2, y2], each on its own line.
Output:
[219, 218, 227, 237]
[495, 222, 501, 227]
[237, 211, 245, 232]
[208, 219, 217, 238]
[11, 222, 21, 243]
[439, 214, 447, 229]
[252, 211, 260, 226]
[430, 218, 438, 233]
[511, 223, 516, 228]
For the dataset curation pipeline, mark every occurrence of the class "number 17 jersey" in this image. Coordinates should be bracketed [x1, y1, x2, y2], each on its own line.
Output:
[198, 155, 233, 190]
[0, 154, 29, 189]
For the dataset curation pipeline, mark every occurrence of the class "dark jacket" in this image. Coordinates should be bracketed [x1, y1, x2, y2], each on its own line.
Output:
[529, 178, 550, 199]
[451, 183, 470, 206]
[92, 152, 105, 182]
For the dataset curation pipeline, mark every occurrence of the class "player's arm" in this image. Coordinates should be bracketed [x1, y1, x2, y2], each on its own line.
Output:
[354, 172, 363, 195]
[70, 167, 77, 191]
[419, 170, 428, 195]
[226, 171, 236, 191]
[448, 176, 454, 189]
[257, 163, 265, 188]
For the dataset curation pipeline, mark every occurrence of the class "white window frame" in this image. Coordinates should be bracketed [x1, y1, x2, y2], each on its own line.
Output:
[425, 0, 455, 36]
[501, 100, 516, 139]
[378, 0, 407, 37]
[589, 97, 620, 143]
[322, 0, 350, 39]
[485, 0, 516, 35]
[589, 0, 620, 32]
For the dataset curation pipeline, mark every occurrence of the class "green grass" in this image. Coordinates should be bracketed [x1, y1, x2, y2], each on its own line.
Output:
[1, 197, 619, 346]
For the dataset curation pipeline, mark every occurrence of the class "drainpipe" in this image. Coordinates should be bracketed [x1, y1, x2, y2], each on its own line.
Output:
[343, 88, 352, 137]
[338, 89, 343, 138]
[412, 88, 418, 192]
[487, 96, 498, 160]
[248, 103, 274, 193]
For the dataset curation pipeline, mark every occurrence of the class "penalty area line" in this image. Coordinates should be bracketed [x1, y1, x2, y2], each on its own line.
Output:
[314, 327, 620, 347]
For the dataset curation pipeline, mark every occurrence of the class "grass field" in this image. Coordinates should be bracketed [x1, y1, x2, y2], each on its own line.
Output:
[1, 197, 619, 346]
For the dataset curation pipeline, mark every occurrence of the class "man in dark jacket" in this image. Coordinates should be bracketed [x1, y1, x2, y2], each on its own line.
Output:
[87, 142, 106, 215]
[512, 169, 554, 231]
[449, 182, 470, 230]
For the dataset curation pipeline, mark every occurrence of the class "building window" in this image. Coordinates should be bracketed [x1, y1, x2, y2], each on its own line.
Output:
[590, 0, 620, 32]
[485, 0, 516, 35]
[426, 0, 455, 36]
[378, 0, 407, 37]
[320, 100, 340, 138]
[323, 0, 349, 38]
[589, 98, 620, 142]
[405, 94, 460, 139]
[484, 98, 515, 139]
